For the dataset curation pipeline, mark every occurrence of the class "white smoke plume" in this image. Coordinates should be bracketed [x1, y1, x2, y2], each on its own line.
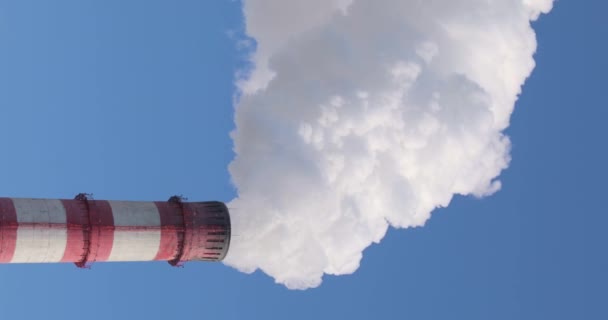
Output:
[225, 0, 554, 289]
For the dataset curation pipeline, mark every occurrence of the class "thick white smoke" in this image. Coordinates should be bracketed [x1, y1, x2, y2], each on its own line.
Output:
[225, 0, 553, 289]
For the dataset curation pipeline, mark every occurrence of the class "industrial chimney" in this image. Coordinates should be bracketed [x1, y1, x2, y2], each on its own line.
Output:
[0, 195, 230, 266]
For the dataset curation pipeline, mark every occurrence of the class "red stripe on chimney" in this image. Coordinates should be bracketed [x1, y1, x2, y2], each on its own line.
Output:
[154, 202, 184, 261]
[0, 198, 17, 263]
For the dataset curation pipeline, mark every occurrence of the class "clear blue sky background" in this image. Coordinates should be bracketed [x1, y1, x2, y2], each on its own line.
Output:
[0, 1, 606, 319]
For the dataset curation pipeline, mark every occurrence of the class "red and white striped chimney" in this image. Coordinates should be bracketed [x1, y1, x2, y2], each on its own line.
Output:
[0, 195, 230, 266]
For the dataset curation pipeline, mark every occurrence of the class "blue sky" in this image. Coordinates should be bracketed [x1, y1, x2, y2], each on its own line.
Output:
[0, 1, 606, 319]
